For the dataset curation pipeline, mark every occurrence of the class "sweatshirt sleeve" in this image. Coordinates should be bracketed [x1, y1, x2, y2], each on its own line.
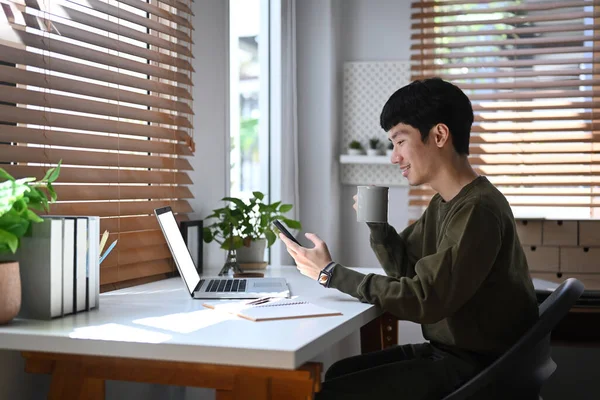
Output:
[367, 220, 422, 279]
[330, 203, 502, 323]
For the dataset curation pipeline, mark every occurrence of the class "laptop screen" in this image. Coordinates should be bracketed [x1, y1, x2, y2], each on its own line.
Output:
[155, 206, 200, 295]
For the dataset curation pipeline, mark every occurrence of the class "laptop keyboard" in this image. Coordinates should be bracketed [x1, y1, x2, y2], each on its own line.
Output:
[204, 279, 247, 293]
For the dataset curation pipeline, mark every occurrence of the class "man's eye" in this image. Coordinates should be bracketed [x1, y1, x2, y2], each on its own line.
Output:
[397, 140, 405, 146]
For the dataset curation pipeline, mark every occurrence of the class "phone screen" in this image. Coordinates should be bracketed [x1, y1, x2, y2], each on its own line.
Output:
[273, 220, 301, 246]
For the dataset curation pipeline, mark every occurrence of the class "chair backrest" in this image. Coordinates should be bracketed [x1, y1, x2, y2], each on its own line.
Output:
[441, 278, 585, 400]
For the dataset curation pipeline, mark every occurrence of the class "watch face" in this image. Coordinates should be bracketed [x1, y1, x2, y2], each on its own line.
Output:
[319, 273, 329, 285]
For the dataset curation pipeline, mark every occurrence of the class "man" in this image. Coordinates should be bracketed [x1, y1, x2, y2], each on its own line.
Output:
[278, 78, 539, 400]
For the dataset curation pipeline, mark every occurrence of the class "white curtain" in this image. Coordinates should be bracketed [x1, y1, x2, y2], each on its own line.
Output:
[271, 0, 300, 266]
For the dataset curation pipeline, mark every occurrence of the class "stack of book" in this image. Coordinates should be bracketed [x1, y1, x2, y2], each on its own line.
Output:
[9, 216, 100, 320]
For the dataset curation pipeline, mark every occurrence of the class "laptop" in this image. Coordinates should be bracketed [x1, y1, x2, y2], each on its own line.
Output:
[154, 206, 290, 299]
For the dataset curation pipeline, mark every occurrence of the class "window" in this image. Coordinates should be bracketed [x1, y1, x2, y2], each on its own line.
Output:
[229, 0, 270, 200]
[0, 0, 195, 290]
[410, 0, 600, 218]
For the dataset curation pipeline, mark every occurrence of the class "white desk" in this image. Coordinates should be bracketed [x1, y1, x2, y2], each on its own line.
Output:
[0, 266, 395, 400]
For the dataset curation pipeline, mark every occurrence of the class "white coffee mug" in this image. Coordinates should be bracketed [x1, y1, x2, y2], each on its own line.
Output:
[356, 186, 389, 223]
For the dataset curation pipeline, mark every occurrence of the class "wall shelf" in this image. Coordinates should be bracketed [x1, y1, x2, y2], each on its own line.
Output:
[339, 154, 390, 165]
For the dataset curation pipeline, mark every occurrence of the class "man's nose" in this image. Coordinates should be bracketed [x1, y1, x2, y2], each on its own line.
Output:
[390, 149, 401, 165]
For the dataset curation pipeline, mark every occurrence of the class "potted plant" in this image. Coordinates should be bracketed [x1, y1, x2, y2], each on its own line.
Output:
[348, 140, 364, 156]
[203, 191, 301, 269]
[367, 137, 380, 156]
[386, 141, 394, 157]
[0, 161, 61, 325]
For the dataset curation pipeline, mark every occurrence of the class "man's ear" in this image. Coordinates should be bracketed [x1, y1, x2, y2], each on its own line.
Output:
[432, 124, 450, 148]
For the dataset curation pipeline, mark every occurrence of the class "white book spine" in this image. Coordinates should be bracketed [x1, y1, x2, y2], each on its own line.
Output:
[75, 218, 88, 312]
[87, 216, 100, 309]
[62, 218, 75, 315]
[49, 219, 63, 317]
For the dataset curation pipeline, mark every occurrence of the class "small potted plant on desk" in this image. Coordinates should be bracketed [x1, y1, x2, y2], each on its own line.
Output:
[0, 161, 61, 325]
[367, 137, 380, 156]
[202, 191, 301, 270]
[347, 140, 364, 156]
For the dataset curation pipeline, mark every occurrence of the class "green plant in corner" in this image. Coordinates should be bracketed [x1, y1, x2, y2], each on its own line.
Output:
[202, 191, 301, 250]
[349, 140, 363, 150]
[0, 161, 61, 254]
[369, 137, 380, 150]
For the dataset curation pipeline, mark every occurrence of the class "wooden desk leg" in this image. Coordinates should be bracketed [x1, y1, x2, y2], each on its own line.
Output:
[360, 313, 398, 354]
[47, 361, 105, 400]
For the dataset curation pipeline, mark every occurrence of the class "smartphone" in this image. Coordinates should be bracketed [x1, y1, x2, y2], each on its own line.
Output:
[273, 220, 302, 246]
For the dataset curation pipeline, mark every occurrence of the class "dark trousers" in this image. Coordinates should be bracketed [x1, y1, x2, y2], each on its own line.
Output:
[315, 343, 482, 400]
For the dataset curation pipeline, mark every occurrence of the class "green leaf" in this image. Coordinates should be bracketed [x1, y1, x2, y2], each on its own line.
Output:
[265, 229, 276, 247]
[0, 168, 14, 182]
[278, 204, 293, 213]
[202, 228, 213, 243]
[222, 197, 247, 210]
[282, 218, 302, 230]
[221, 235, 243, 250]
[252, 191, 264, 201]
[0, 228, 19, 254]
[42, 160, 62, 183]
[25, 209, 43, 223]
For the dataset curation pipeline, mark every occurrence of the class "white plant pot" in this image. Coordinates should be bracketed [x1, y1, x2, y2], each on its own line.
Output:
[347, 148, 363, 156]
[366, 149, 379, 156]
[236, 238, 267, 270]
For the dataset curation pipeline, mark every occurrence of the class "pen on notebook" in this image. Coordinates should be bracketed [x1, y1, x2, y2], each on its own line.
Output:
[99, 239, 118, 265]
[99, 230, 109, 254]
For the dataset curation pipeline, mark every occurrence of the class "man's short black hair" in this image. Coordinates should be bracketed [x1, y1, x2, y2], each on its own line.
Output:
[380, 77, 473, 155]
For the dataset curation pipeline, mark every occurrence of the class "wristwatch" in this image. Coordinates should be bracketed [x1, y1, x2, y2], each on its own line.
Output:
[318, 262, 336, 287]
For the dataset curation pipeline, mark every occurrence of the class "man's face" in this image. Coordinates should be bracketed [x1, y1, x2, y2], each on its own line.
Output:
[387, 123, 438, 186]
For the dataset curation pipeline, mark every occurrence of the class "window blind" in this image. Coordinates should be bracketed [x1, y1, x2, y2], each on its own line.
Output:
[0, 0, 195, 291]
[410, 0, 600, 218]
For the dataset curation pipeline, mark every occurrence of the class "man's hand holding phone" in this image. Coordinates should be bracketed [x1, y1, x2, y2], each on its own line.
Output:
[274, 220, 333, 281]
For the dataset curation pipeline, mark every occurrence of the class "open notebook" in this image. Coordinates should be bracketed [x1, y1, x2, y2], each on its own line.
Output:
[202, 298, 342, 321]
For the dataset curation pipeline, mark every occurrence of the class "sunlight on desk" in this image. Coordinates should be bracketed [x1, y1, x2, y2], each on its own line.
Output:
[101, 288, 184, 297]
[133, 309, 236, 334]
[69, 323, 172, 343]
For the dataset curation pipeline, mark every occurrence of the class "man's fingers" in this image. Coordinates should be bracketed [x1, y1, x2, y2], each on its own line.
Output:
[304, 232, 324, 246]
[279, 233, 302, 252]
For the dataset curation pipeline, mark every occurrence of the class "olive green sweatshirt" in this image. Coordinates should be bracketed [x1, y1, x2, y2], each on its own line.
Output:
[330, 176, 538, 357]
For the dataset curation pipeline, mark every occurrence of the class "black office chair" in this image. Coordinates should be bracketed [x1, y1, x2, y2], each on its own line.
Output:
[441, 278, 585, 400]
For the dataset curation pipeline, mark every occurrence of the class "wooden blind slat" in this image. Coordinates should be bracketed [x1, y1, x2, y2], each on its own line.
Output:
[476, 165, 600, 175]
[54, 185, 193, 201]
[0, 85, 193, 129]
[100, 259, 174, 285]
[37, 3, 194, 57]
[0, 65, 193, 114]
[412, 1, 592, 19]
[411, 46, 595, 62]
[0, 105, 189, 141]
[25, 17, 195, 72]
[0, 127, 192, 156]
[411, 57, 600, 72]
[0, 44, 193, 100]
[471, 143, 600, 155]
[46, 199, 193, 218]
[0, 145, 193, 170]
[10, 27, 193, 85]
[471, 133, 598, 144]
[411, 23, 597, 41]
[101, 244, 172, 269]
[116, 0, 193, 30]
[66, 0, 193, 43]
[411, 35, 600, 51]
[156, 0, 194, 15]
[1, 165, 193, 185]
[471, 154, 600, 165]
[412, 10, 598, 29]
[100, 214, 188, 234]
